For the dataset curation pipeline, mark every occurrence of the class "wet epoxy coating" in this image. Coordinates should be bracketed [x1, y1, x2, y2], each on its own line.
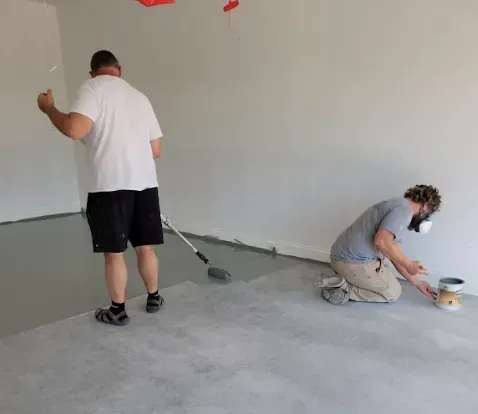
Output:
[0, 214, 316, 338]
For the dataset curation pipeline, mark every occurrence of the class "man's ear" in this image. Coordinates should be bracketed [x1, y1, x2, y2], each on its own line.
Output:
[89, 71, 96, 78]
[118, 66, 122, 77]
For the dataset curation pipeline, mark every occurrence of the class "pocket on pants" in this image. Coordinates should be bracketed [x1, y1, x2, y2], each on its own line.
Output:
[337, 261, 389, 292]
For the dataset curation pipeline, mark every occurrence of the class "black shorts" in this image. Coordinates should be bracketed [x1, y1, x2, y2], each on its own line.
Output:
[86, 188, 164, 253]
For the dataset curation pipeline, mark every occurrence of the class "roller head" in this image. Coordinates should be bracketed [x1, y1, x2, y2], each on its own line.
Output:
[208, 267, 232, 281]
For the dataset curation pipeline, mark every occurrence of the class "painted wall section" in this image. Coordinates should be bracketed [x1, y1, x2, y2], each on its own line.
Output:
[0, 0, 80, 222]
[56, 0, 478, 294]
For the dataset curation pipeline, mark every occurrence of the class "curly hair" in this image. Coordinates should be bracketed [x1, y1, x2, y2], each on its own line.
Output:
[404, 185, 442, 212]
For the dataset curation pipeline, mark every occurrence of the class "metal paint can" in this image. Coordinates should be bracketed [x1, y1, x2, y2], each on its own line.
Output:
[435, 278, 464, 311]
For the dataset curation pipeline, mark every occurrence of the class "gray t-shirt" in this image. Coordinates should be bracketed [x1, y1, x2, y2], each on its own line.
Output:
[330, 198, 413, 263]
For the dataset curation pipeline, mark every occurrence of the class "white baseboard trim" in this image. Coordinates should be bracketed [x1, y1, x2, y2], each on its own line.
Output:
[171, 222, 475, 293]
[174, 222, 331, 263]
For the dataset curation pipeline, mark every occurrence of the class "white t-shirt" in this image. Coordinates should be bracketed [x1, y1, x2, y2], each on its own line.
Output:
[69, 75, 162, 193]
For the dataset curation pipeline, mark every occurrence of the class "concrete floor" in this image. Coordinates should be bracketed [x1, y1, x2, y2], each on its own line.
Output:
[2, 215, 478, 413]
[2, 259, 478, 413]
[0, 214, 314, 338]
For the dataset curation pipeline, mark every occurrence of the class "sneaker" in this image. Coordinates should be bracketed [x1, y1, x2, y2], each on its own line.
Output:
[146, 294, 164, 314]
[314, 272, 346, 289]
[322, 287, 350, 305]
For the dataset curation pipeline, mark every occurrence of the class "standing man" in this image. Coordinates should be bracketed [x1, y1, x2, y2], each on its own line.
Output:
[316, 185, 442, 305]
[37, 50, 165, 326]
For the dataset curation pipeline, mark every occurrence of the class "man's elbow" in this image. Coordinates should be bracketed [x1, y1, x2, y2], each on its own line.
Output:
[374, 235, 388, 253]
[67, 131, 86, 141]
[152, 149, 161, 159]
[374, 228, 395, 254]
[67, 130, 87, 141]
[62, 123, 80, 140]
[374, 236, 395, 256]
[64, 117, 89, 140]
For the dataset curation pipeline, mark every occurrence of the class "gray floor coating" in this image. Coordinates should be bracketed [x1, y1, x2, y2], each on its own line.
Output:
[2, 262, 478, 413]
[0, 214, 317, 338]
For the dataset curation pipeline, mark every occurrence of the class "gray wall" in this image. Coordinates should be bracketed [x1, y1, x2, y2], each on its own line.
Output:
[0, 0, 80, 222]
[55, 0, 478, 293]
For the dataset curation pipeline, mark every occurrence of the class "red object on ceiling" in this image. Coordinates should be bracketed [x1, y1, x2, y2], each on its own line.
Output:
[223, 0, 239, 12]
[138, 0, 175, 7]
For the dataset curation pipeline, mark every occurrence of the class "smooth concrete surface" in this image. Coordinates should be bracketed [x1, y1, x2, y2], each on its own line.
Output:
[0, 214, 314, 338]
[2, 263, 478, 413]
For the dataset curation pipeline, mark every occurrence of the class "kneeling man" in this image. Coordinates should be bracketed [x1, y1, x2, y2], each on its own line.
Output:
[318, 185, 441, 305]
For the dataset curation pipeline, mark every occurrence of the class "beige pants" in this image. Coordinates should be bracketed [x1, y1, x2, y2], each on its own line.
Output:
[331, 260, 402, 303]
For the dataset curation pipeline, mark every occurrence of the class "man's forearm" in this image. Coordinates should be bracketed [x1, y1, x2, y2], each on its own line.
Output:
[391, 260, 419, 286]
[46, 107, 73, 138]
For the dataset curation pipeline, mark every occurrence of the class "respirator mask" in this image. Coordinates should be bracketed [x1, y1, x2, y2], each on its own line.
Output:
[408, 207, 433, 234]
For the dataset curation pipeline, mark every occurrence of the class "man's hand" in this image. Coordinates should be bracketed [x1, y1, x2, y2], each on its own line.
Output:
[37, 89, 54, 114]
[416, 280, 436, 300]
[37, 91, 93, 140]
[405, 260, 428, 276]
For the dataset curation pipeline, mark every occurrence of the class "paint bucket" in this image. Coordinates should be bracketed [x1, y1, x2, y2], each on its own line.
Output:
[435, 278, 464, 311]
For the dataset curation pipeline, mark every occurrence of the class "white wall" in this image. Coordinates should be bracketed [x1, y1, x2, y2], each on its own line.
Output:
[55, 0, 478, 294]
[0, 0, 80, 222]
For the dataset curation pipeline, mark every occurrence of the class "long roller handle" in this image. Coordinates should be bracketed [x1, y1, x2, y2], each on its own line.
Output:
[161, 214, 198, 252]
[161, 214, 211, 266]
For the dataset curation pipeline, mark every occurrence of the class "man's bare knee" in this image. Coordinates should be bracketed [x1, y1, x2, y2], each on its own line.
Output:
[135, 245, 156, 258]
[104, 252, 124, 264]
